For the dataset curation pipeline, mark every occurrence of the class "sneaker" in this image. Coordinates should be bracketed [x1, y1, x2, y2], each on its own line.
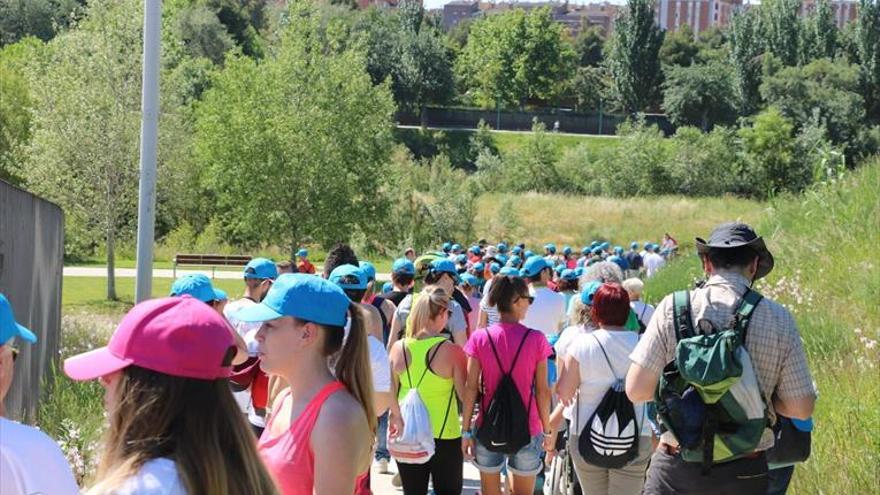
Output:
[376, 458, 390, 475]
[392, 472, 402, 487]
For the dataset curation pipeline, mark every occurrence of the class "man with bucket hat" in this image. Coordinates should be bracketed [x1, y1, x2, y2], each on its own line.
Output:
[626, 223, 816, 495]
[0, 294, 79, 495]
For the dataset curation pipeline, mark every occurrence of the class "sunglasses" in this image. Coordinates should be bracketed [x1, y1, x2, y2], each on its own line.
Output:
[516, 295, 535, 305]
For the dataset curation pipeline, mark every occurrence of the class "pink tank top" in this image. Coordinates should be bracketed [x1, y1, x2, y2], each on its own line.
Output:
[258, 381, 346, 495]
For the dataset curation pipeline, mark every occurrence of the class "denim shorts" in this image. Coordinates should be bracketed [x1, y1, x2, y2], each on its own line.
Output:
[473, 433, 544, 477]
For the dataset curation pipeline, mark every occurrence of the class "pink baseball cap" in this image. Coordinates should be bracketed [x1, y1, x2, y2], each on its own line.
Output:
[64, 296, 236, 381]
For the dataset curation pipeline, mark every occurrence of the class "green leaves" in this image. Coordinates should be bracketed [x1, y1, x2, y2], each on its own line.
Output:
[194, 4, 395, 250]
[606, 0, 664, 114]
[663, 61, 738, 130]
[456, 7, 574, 108]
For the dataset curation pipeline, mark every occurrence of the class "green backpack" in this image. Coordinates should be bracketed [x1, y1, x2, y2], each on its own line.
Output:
[655, 288, 770, 472]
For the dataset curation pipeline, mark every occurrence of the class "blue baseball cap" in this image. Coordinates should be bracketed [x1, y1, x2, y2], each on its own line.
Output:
[213, 288, 228, 302]
[442, 242, 452, 252]
[592, 246, 603, 256]
[460, 273, 479, 287]
[329, 264, 368, 290]
[470, 245, 481, 255]
[580, 281, 602, 305]
[591, 241, 600, 249]
[600, 242, 610, 250]
[507, 255, 522, 267]
[359, 261, 377, 281]
[235, 274, 350, 327]
[608, 255, 628, 271]
[554, 264, 565, 275]
[392, 258, 416, 276]
[0, 294, 37, 344]
[496, 254, 509, 266]
[544, 243, 557, 254]
[499, 266, 520, 277]
[430, 259, 459, 278]
[451, 244, 462, 253]
[562, 246, 572, 256]
[473, 261, 485, 273]
[489, 262, 501, 274]
[496, 243, 509, 254]
[511, 245, 523, 255]
[560, 269, 579, 281]
[614, 246, 624, 255]
[631, 241, 639, 249]
[296, 248, 308, 258]
[521, 256, 550, 278]
[455, 254, 467, 264]
[244, 257, 278, 280]
[581, 246, 590, 255]
[170, 274, 218, 303]
[524, 250, 535, 258]
[574, 267, 585, 277]
[382, 282, 393, 294]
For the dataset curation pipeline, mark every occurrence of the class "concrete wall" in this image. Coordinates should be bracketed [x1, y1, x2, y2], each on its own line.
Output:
[0, 180, 64, 421]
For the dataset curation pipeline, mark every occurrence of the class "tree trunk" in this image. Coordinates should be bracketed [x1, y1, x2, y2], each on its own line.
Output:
[106, 228, 117, 301]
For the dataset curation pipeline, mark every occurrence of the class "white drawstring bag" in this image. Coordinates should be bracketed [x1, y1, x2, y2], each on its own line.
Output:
[387, 387, 435, 464]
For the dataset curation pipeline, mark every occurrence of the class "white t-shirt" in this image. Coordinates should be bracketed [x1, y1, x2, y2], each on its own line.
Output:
[368, 335, 392, 393]
[479, 278, 500, 327]
[0, 417, 79, 495]
[224, 297, 265, 427]
[631, 300, 655, 328]
[644, 253, 666, 278]
[553, 324, 593, 421]
[521, 287, 566, 337]
[113, 458, 186, 495]
[568, 329, 649, 437]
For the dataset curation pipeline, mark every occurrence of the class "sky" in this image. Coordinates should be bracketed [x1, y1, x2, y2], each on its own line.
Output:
[423, 0, 629, 11]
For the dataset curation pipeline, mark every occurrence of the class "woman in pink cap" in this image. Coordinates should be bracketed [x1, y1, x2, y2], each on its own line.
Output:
[234, 273, 376, 495]
[64, 296, 278, 495]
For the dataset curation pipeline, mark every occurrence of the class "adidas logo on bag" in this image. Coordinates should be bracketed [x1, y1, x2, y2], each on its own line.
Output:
[589, 413, 636, 457]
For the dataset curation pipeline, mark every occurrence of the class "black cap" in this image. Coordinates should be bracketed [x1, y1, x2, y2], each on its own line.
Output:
[695, 222, 774, 279]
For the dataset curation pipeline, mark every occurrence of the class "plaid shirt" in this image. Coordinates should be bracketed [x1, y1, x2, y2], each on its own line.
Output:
[630, 271, 815, 448]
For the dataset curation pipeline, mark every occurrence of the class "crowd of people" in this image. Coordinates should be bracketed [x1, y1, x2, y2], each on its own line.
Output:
[0, 223, 817, 495]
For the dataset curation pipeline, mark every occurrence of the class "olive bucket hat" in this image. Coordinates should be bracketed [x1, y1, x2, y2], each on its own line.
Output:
[695, 222, 774, 279]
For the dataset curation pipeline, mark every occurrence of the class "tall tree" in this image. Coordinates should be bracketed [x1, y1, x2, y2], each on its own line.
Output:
[23, 0, 185, 300]
[807, 0, 838, 62]
[660, 24, 700, 67]
[195, 3, 396, 254]
[519, 7, 575, 103]
[729, 9, 763, 115]
[606, 0, 665, 114]
[663, 61, 737, 130]
[0, 0, 82, 46]
[856, 0, 880, 120]
[572, 24, 604, 67]
[759, 0, 801, 66]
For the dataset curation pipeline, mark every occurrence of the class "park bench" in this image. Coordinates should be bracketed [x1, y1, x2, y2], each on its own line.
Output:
[172, 253, 252, 278]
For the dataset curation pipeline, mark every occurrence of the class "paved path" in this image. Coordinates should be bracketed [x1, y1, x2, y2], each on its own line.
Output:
[63, 266, 391, 281]
[371, 460, 484, 495]
[397, 123, 619, 139]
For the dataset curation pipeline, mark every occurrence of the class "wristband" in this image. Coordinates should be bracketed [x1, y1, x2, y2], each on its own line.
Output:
[462, 430, 473, 440]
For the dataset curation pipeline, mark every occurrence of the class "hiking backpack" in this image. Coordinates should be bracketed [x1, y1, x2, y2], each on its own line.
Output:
[388, 342, 453, 464]
[477, 329, 534, 454]
[578, 334, 641, 469]
[655, 289, 770, 473]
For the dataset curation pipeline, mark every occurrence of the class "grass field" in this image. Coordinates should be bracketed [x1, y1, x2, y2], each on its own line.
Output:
[475, 192, 767, 252]
[643, 160, 880, 494]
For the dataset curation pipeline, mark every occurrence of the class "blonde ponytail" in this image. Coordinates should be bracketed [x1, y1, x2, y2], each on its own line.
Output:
[333, 304, 377, 432]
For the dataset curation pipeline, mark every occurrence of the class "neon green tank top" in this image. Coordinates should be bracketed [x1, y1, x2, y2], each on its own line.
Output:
[398, 336, 461, 440]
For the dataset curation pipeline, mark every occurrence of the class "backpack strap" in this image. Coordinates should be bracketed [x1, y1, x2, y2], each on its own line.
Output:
[401, 340, 414, 389]
[371, 296, 390, 344]
[590, 333, 618, 382]
[416, 340, 445, 388]
[485, 327, 532, 375]
[672, 290, 695, 341]
[732, 289, 763, 346]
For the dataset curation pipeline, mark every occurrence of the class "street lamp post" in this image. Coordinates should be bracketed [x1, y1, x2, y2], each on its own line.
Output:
[134, 0, 161, 303]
